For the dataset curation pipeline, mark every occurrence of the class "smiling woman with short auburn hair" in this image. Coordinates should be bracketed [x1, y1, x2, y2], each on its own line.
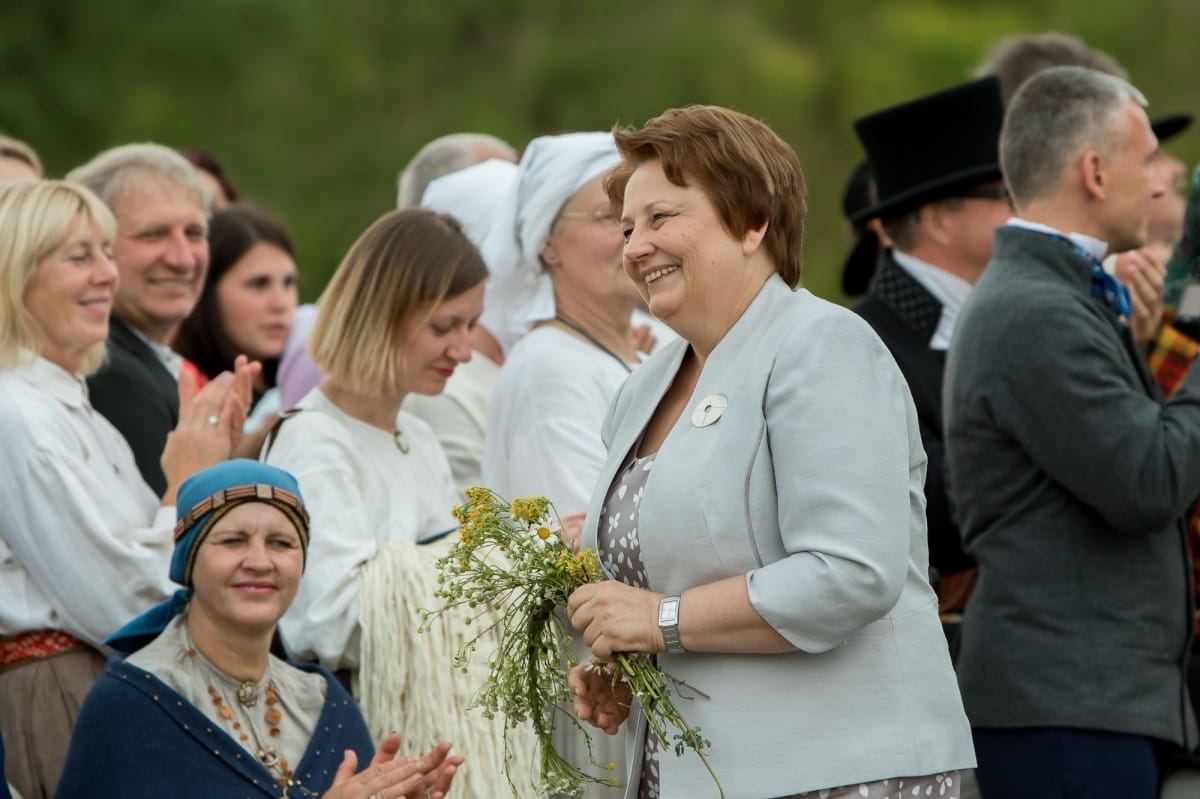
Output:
[565, 105, 974, 799]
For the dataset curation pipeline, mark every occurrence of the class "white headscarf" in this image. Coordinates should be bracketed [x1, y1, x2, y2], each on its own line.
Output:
[479, 132, 620, 353]
[420, 158, 518, 250]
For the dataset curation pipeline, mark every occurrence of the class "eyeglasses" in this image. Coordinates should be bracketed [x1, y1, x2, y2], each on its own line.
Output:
[557, 209, 617, 226]
[955, 185, 1011, 203]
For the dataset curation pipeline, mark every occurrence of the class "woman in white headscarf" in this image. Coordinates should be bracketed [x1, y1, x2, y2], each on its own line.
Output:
[481, 132, 644, 519]
[478, 132, 641, 797]
[405, 159, 518, 494]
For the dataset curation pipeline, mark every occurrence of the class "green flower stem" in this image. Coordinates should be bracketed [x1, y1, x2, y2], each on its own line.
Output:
[422, 487, 722, 797]
[612, 654, 724, 798]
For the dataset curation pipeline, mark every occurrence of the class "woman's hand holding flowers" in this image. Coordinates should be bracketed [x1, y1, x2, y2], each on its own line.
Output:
[567, 581, 666, 660]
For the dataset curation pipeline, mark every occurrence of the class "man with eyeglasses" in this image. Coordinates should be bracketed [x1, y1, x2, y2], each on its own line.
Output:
[850, 75, 1009, 657]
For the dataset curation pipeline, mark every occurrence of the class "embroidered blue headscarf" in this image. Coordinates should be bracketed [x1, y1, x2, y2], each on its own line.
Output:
[106, 460, 310, 654]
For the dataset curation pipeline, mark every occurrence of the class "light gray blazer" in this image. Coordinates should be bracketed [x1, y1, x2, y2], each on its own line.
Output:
[582, 276, 974, 798]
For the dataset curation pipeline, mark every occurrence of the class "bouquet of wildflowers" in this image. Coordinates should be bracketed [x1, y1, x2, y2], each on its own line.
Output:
[421, 487, 721, 798]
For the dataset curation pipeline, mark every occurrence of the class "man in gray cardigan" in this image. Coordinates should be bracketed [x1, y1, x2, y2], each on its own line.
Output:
[944, 65, 1197, 798]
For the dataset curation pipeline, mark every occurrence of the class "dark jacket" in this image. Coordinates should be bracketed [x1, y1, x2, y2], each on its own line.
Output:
[87, 317, 178, 497]
[944, 225, 1198, 745]
[854, 254, 972, 578]
[56, 657, 373, 798]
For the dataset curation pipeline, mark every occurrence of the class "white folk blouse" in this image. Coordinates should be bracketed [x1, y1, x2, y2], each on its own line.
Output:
[0, 352, 175, 648]
[266, 387, 460, 671]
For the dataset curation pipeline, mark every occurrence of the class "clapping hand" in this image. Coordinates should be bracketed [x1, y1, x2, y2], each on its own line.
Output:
[1113, 247, 1167, 347]
[324, 734, 462, 799]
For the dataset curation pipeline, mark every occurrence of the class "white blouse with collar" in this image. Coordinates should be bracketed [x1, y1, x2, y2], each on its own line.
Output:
[0, 352, 176, 648]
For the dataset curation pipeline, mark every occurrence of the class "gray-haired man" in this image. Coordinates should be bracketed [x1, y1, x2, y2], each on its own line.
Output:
[944, 66, 1198, 798]
[68, 144, 214, 495]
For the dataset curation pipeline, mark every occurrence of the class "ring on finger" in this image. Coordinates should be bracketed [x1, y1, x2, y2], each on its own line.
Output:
[206, 415, 219, 426]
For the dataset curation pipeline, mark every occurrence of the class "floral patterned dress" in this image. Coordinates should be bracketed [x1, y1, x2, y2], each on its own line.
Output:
[598, 452, 660, 799]
[597, 452, 960, 799]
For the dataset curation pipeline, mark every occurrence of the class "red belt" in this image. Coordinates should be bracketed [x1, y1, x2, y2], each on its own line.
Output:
[0, 630, 88, 667]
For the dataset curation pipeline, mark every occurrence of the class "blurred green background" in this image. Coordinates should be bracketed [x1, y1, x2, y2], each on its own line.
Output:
[3, 0, 1197, 304]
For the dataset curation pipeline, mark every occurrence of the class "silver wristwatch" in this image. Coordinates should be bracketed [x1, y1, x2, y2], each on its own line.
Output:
[658, 595, 685, 654]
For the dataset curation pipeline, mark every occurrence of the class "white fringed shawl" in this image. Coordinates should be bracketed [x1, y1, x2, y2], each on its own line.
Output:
[358, 537, 539, 798]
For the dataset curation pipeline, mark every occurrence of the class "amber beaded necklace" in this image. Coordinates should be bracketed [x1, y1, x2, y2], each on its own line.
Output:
[183, 627, 296, 788]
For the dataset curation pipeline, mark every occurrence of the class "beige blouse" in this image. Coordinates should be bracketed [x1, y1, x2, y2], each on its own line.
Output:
[128, 616, 327, 782]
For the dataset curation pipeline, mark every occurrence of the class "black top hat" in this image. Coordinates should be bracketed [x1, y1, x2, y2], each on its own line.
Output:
[1152, 113, 1193, 144]
[840, 160, 883, 296]
[853, 76, 1006, 223]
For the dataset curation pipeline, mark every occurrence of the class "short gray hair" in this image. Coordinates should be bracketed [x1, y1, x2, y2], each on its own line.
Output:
[396, 133, 516, 208]
[974, 31, 1127, 103]
[1000, 66, 1147, 209]
[66, 142, 211, 216]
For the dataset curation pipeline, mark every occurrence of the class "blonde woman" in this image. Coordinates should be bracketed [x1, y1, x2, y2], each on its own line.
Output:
[266, 208, 482, 673]
[0, 181, 250, 798]
[264, 209, 533, 796]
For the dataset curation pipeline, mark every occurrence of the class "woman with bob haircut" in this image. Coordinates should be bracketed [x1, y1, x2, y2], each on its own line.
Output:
[565, 105, 974, 798]
[264, 208, 534, 796]
[0, 181, 251, 798]
[266, 208, 481, 671]
[173, 204, 299, 422]
[57, 459, 462, 799]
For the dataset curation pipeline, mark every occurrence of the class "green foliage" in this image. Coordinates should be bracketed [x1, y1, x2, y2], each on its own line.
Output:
[2, 0, 1197, 303]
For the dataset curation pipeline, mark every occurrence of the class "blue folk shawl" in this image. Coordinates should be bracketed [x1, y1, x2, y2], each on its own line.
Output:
[55, 656, 372, 798]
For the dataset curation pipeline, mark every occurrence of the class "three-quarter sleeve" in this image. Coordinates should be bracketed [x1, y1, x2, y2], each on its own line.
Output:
[746, 318, 917, 652]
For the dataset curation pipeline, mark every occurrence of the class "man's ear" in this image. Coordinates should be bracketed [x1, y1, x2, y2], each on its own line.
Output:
[923, 203, 956, 247]
[540, 242, 560, 267]
[1080, 149, 1107, 200]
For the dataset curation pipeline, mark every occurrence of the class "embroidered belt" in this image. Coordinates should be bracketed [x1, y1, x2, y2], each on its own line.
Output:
[0, 629, 88, 667]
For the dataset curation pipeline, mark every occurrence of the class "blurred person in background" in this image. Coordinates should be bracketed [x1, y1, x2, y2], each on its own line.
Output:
[174, 204, 299, 428]
[0, 134, 42, 183]
[0, 181, 251, 799]
[838, 159, 889, 298]
[851, 76, 1009, 659]
[976, 30, 1194, 344]
[395, 132, 517, 209]
[265, 209, 474, 673]
[181, 147, 241, 210]
[481, 132, 639, 512]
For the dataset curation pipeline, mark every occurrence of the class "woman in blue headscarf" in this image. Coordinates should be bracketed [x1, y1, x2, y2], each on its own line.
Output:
[56, 460, 462, 799]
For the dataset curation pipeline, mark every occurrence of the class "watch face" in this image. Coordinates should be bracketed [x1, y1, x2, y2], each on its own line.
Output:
[659, 596, 680, 624]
